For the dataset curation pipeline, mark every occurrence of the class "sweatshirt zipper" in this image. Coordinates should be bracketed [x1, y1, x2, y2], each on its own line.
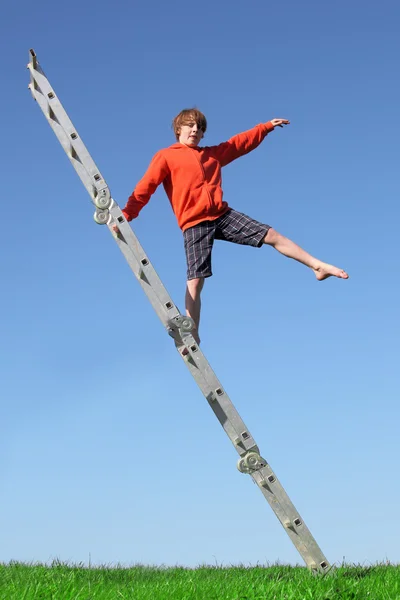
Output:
[190, 148, 213, 210]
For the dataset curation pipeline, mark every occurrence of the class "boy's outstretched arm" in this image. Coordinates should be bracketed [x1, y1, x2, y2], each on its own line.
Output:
[212, 118, 290, 167]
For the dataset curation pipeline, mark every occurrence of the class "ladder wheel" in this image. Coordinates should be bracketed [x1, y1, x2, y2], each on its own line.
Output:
[244, 452, 262, 470]
[180, 318, 193, 332]
[93, 209, 109, 225]
[94, 195, 111, 210]
[237, 457, 251, 474]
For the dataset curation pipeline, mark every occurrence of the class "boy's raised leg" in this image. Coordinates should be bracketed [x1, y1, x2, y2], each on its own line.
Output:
[263, 228, 349, 280]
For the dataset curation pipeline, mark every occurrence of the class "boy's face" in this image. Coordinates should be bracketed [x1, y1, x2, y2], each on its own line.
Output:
[178, 120, 204, 147]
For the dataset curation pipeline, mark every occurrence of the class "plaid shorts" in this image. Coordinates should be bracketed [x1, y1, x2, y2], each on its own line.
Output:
[183, 208, 270, 280]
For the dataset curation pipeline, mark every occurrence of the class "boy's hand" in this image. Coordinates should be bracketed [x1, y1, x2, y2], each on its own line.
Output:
[270, 119, 290, 128]
[112, 224, 123, 239]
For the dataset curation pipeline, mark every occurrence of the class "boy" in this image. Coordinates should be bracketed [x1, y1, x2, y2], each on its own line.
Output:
[117, 109, 348, 344]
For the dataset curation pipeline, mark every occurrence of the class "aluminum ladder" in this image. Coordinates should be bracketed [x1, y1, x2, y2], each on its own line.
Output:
[27, 48, 330, 572]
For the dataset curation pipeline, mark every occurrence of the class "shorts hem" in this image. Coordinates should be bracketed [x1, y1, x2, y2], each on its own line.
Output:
[255, 225, 271, 247]
[187, 272, 213, 281]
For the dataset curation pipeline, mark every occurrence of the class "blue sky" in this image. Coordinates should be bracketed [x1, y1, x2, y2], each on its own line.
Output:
[1, 0, 399, 568]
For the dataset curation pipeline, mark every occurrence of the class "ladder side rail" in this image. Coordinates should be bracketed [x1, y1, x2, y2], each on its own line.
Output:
[109, 206, 186, 325]
[29, 81, 103, 201]
[28, 62, 108, 203]
[251, 475, 316, 568]
[177, 349, 258, 454]
[252, 470, 329, 570]
[107, 218, 181, 326]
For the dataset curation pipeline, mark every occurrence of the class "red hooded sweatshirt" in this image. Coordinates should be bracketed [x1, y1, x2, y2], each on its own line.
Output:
[122, 121, 274, 232]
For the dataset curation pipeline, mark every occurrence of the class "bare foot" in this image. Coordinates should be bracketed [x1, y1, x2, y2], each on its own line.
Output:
[313, 262, 349, 281]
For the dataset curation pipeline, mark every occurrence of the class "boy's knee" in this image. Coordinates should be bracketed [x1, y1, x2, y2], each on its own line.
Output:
[187, 277, 205, 295]
[263, 227, 280, 246]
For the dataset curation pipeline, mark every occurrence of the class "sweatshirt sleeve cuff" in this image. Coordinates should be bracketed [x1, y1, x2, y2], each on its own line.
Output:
[264, 121, 274, 133]
[122, 209, 132, 222]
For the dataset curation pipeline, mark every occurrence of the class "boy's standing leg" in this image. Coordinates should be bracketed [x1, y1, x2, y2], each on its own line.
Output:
[185, 278, 204, 344]
[263, 228, 349, 280]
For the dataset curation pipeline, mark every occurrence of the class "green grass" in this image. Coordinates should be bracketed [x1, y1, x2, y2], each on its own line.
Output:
[0, 562, 399, 599]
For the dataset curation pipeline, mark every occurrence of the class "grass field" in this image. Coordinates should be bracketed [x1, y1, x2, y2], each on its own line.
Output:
[0, 562, 399, 599]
